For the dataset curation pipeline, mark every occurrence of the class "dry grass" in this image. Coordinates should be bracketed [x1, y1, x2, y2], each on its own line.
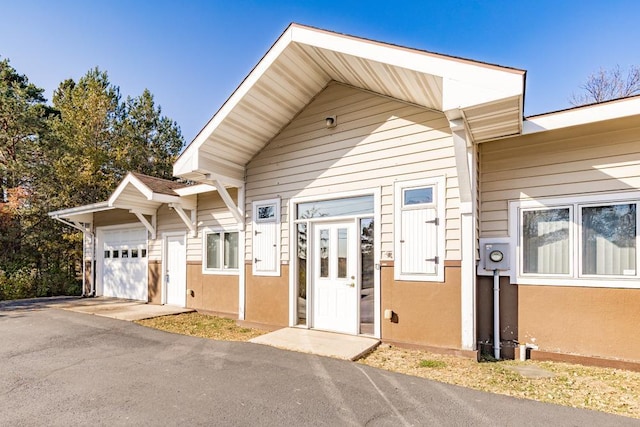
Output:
[359, 344, 640, 419]
[135, 312, 267, 341]
[137, 313, 640, 419]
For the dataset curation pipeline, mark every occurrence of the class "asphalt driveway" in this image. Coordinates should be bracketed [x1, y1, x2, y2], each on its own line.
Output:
[0, 299, 636, 426]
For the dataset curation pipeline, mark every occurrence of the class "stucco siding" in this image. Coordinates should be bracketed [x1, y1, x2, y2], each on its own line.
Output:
[245, 82, 460, 263]
[479, 123, 640, 238]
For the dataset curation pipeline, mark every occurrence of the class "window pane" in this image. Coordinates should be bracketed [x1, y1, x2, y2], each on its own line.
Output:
[104, 250, 110, 259]
[257, 205, 275, 220]
[131, 249, 139, 258]
[337, 228, 348, 278]
[297, 195, 374, 219]
[404, 187, 433, 206]
[319, 229, 329, 278]
[224, 232, 239, 269]
[206, 233, 221, 269]
[141, 249, 147, 258]
[360, 218, 374, 336]
[582, 204, 636, 275]
[523, 208, 570, 274]
[297, 223, 307, 325]
[113, 250, 119, 259]
[121, 249, 129, 258]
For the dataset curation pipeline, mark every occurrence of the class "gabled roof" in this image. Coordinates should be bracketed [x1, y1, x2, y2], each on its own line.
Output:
[129, 172, 188, 196]
[48, 172, 192, 221]
[108, 172, 191, 215]
[174, 23, 526, 183]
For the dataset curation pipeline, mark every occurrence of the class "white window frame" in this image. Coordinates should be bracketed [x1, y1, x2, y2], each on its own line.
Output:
[202, 227, 240, 275]
[252, 198, 281, 277]
[519, 205, 574, 278]
[394, 176, 446, 282]
[509, 191, 640, 289]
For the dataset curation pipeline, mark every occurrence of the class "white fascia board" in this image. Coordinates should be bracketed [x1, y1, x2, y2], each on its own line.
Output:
[523, 97, 640, 134]
[174, 27, 294, 175]
[108, 173, 153, 206]
[290, 25, 524, 109]
[173, 144, 199, 177]
[443, 77, 522, 112]
[150, 193, 182, 205]
[174, 184, 217, 196]
[115, 204, 157, 216]
[48, 201, 112, 219]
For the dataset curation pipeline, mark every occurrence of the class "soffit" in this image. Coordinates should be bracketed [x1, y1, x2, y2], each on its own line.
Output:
[175, 24, 525, 182]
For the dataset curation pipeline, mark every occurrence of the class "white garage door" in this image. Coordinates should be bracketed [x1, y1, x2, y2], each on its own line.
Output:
[99, 226, 148, 301]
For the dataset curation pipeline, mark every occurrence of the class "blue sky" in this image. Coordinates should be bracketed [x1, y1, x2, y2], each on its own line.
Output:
[2, 1, 639, 142]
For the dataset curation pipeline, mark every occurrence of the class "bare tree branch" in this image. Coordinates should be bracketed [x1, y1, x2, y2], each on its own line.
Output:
[569, 65, 640, 106]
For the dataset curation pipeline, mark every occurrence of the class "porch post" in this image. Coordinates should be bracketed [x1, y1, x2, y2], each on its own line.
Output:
[450, 119, 477, 351]
[238, 184, 246, 320]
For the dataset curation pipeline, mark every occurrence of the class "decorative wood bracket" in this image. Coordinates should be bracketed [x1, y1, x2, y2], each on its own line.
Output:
[131, 211, 157, 240]
[169, 204, 197, 237]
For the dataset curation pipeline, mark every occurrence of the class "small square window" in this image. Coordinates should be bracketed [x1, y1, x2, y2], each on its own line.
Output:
[141, 249, 147, 258]
[131, 249, 139, 258]
[403, 187, 433, 206]
[257, 204, 276, 220]
[112, 250, 119, 258]
[121, 249, 129, 258]
[104, 250, 111, 259]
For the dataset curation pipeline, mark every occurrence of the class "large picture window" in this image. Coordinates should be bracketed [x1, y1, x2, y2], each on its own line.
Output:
[513, 194, 640, 287]
[204, 230, 239, 273]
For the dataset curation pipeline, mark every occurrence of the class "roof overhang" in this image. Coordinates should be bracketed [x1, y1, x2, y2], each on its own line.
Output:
[48, 201, 113, 223]
[523, 95, 640, 135]
[174, 23, 525, 183]
[107, 172, 193, 215]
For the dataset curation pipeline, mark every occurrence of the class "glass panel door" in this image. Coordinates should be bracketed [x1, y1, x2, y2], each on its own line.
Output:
[312, 221, 358, 334]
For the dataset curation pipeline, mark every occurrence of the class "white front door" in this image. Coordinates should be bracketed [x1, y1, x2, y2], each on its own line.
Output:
[312, 221, 358, 334]
[165, 234, 186, 307]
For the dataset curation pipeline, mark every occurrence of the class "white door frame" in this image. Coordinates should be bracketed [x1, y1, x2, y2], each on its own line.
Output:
[95, 223, 148, 298]
[162, 231, 187, 307]
[288, 188, 381, 338]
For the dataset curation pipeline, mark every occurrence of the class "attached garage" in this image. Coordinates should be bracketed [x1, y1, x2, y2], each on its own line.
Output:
[97, 225, 148, 301]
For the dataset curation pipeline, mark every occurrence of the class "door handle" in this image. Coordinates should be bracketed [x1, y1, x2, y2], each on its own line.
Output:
[346, 282, 355, 288]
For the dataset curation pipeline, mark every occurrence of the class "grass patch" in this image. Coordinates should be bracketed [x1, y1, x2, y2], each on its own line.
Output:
[419, 359, 446, 368]
[360, 345, 640, 419]
[135, 312, 267, 341]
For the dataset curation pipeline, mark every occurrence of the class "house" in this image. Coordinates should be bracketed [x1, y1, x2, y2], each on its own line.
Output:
[49, 24, 640, 369]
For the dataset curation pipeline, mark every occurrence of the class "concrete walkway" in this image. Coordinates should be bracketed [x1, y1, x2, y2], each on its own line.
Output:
[56, 297, 193, 321]
[250, 327, 380, 361]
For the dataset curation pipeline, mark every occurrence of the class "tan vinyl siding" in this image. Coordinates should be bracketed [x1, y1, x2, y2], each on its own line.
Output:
[479, 123, 640, 238]
[245, 82, 460, 262]
[148, 204, 187, 260]
[192, 190, 239, 262]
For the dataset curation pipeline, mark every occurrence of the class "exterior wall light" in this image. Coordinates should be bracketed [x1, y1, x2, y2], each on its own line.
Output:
[325, 115, 337, 128]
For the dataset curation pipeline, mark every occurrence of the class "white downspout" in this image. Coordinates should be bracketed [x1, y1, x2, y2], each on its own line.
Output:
[493, 268, 501, 360]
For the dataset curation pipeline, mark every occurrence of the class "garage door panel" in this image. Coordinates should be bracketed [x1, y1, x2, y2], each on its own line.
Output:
[99, 226, 148, 301]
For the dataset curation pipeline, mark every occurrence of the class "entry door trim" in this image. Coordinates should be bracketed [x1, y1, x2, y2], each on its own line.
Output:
[163, 231, 187, 307]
